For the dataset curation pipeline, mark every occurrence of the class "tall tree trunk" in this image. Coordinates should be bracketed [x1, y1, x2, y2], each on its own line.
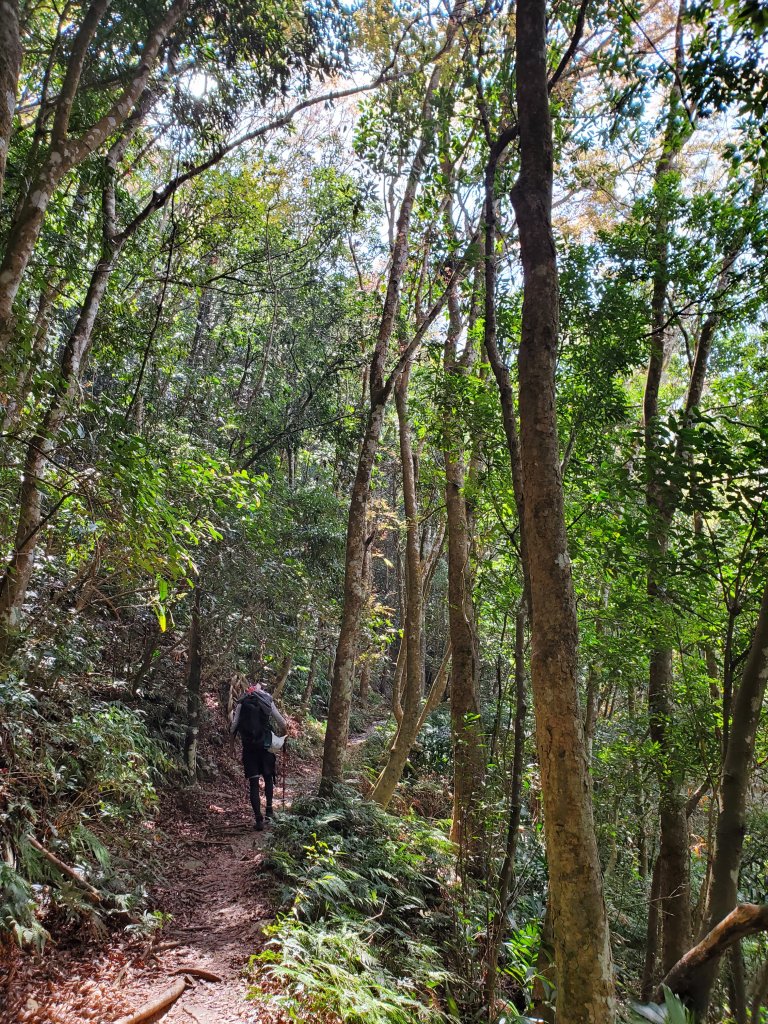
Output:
[641, 2, 709, 975]
[183, 587, 203, 777]
[728, 945, 748, 1024]
[666, 586, 768, 1016]
[356, 521, 376, 701]
[319, 35, 454, 792]
[0, 94, 232, 625]
[443, 279, 485, 858]
[509, 0, 616, 1019]
[642, 855, 664, 1001]
[300, 629, 321, 716]
[2, 282, 58, 432]
[532, 900, 556, 1024]
[486, 602, 528, 1010]
[358, 660, 371, 702]
[0, 0, 188, 356]
[0, 0, 21, 210]
[749, 957, 768, 1023]
[0, 228, 122, 625]
[370, 362, 423, 807]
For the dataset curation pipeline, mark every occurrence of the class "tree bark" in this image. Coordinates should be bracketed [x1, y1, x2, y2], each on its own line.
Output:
[509, 0, 616, 1019]
[728, 944, 748, 1024]
[0, 0, 21, 210]
[641, 855, 664, 1001]
[0, 0, 188, 354]
[749, 957, 768, 1024]
[486, 602, 528, 1010]
[183, 587, 203, 777]
[300, 632, 321, 716]
[665, 586, 768, 1015]
[319, 34, 454, 792]
[0, 219, 122, 624]
[443, 278, 485, 858]
[370, 362, 423, 807]
[641, 1, 712, 974]
[660, 904, 768, 1004]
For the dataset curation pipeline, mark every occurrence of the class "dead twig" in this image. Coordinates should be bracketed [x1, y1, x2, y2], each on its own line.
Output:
[28, 836, 101, 902]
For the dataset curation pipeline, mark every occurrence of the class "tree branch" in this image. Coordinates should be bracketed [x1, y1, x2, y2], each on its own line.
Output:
[548, 0, 590, 93]
[660, 904, 768, 1001]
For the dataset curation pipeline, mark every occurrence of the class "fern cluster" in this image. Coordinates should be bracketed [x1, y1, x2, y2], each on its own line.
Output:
[257, 789, 461, 1023]
[0, 673, 168, 947]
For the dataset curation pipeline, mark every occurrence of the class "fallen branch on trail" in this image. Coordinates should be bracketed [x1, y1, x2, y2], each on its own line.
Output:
[28, 836, 102, 902]
[114, 978, 187, 1024]
[170, 966, 223, 982]
[659, 903, 768, 1001]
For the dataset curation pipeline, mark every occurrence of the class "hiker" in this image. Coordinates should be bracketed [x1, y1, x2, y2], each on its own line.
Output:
[230, 681, 287, 830]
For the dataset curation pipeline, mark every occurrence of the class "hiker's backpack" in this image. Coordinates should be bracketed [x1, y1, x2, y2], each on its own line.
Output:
[238, 692, 271, 743]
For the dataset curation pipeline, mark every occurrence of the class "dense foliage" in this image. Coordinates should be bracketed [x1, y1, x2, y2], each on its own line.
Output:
[1, 1, 767, 1022]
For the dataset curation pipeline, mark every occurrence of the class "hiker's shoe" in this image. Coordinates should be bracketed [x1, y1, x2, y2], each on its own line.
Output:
[254, 818, 264, 832]
[265, 807, 275, 819]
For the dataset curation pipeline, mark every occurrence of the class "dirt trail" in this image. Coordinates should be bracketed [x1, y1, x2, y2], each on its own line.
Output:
[3, 731, 319, 1024]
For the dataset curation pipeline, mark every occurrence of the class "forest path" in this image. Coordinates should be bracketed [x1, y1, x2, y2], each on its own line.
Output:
[8, 724, 320, 1024]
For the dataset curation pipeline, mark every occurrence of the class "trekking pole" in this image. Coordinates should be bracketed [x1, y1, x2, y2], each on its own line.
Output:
[282, 740, 287, 812]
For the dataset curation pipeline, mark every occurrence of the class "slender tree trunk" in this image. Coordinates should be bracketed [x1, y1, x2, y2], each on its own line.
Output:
[482, 119, 531, 623]
[0, 101, 201, 624]
[642, 855, 664, 1000]
[486, 602, 528, 1011]
[532, 900, 556, 1024]
[320, 37, 453, 792]
[301, 633, 321, 716]
[0, 232, 122, 625]
[183, 588, 203, 777]
[0, 0, 21, 211]
[2, 283, 59, 432]
[443, 278, 485, 857]
[0, 0, 188, 356]
[391, 632, 406, 725]
[356, 522, 375, 701]
[729, 945, 748, 1024]
[321, 402, 389, 788]
[749, 957, 768, 1023]
[358, 660, 371, 702]
[641, 2, 719, 974]
[509, 0, 616, 1019]
[415, 646, 450, 732]
[371, 363, 423, 807]
[666, 587, 768, 1015]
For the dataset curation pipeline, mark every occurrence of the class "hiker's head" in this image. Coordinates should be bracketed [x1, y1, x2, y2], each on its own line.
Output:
[246, 681, 265, 695]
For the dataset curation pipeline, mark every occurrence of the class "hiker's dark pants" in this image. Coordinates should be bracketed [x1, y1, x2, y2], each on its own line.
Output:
[242, 741, 276, 822]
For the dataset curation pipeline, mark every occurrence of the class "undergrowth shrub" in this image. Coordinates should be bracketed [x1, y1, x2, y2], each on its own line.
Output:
[0, 672, 169, 947]
[289, 715, 325, 760]
[255, 789, 460, 1024]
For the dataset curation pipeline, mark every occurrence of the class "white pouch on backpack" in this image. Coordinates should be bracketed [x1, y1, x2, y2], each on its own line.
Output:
[267, 732, 286, 755]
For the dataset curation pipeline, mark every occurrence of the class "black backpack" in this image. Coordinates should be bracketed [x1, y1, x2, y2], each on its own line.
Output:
[238, 692, 271, 743]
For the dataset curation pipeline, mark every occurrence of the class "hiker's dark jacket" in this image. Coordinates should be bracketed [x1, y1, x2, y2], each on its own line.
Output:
[230, 689, 286, 779]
